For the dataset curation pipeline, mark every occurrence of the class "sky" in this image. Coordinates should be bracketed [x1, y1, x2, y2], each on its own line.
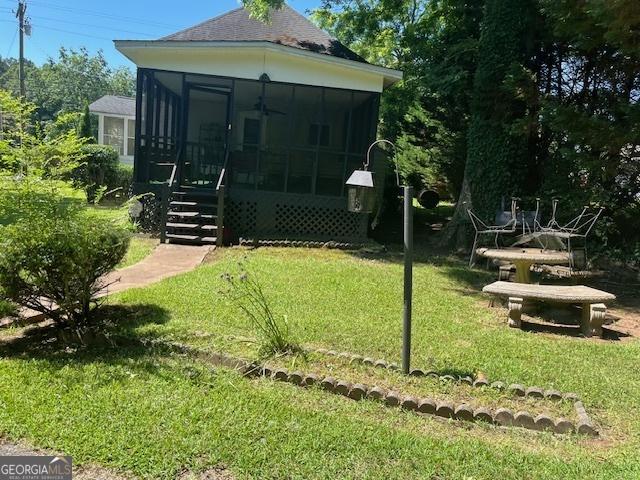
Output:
[1, 0, 321, 70]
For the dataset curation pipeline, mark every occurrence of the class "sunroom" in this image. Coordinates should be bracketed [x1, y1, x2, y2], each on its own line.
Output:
[115, 5, 402, 245]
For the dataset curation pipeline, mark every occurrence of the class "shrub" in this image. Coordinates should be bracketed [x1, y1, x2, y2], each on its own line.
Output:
[71, 144, 119, 203]
[101, 163, 133, 203]
[0, 214, 130, 329]
[0, 296, 17, 318]
[0, 176, 85, 226]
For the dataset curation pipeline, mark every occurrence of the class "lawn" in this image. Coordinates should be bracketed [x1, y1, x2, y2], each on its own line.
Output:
[1, 247, 639, 479]
[117, 236, 159, 269]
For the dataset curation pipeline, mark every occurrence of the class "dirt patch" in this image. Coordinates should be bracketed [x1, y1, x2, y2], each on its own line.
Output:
[74, 466, 131, 480]
[0, 437, 133, 480]
[177, 466, 235, 480]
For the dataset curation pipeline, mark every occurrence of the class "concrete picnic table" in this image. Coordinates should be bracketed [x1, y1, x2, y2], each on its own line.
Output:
[475, 247, 571, 284]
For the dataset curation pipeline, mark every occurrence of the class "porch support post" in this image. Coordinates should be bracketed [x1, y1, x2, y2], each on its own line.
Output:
[160, 183, 169, 244]
[216, 185, 225, 247]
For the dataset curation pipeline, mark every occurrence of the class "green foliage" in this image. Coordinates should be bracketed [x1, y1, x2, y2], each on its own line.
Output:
[241, 0, 285, 21]
[220, 260, 301, 357]
[0, 213, 130, 328]
[314, 0, 484, 198]
[44, 111, 81, 140]
[0, 90, 86, 178]
[105, 164, 134, 203]
[0, 296, 17, 318]
[0, 176, 84, 226]
[78, 104, 95, 142]
[71, 144, 120, 204]
[0, 48, 135, 121]
[462, 0, 537, 219]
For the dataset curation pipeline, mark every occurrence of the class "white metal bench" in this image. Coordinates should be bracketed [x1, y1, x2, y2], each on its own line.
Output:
[482, 281, 616, 337]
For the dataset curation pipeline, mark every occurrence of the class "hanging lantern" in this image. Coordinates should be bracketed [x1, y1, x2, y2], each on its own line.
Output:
[345, 169, 376, 213]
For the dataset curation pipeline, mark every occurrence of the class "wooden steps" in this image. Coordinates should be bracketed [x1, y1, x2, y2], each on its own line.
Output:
[163, 186, 221, 246]
[165, 233, 217, 244]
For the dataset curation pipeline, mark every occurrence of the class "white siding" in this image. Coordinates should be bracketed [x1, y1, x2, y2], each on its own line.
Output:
[117, 44, 388, 93]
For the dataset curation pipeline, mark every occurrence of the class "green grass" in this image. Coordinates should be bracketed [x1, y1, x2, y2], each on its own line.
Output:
[117, 236, 158, 269]
[1, 247, 640, 479]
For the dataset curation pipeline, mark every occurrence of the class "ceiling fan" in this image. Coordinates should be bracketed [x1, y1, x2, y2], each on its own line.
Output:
[253, 96, 285, 116]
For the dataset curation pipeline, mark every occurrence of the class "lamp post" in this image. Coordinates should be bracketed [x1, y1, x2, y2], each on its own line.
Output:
[346, 139, 414, 375]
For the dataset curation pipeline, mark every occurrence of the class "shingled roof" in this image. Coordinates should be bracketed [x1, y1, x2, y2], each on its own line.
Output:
[89, 95, 136, 116]
[161, 5, 367, 64]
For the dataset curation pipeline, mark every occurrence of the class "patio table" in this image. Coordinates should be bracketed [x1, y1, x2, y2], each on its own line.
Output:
[475, 247, 571, 284]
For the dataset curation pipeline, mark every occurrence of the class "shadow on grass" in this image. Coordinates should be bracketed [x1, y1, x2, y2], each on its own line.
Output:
[0, 304, 174, 364]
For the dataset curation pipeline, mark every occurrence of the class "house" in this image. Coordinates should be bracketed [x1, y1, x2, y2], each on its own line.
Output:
[114, 4, 402, 245]
[88, 95, 136, 166]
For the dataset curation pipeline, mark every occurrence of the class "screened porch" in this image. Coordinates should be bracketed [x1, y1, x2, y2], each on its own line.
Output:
[133, 68, 383, 241]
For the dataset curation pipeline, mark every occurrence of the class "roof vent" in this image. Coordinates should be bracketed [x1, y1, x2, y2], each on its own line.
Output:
[259, 73, 271, 82]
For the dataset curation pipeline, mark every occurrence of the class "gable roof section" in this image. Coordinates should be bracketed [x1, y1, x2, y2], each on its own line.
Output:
[89, 95, 136, 116]
[161, 5, 366, 64]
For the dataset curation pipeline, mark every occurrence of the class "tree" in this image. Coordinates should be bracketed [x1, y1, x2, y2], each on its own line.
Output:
[241, 0, 285, 21]
[313, 0, 484, 197]
[0, 89, 85, 177]
[0, 48, 136, 121]
[78, 104, 94, 142]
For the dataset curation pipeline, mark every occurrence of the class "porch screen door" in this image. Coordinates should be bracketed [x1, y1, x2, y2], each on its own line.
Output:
[182, 86, 230, 188]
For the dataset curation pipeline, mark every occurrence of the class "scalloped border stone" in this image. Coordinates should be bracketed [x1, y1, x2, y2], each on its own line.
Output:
[301, 346, 599, 436]
[156, 341, 599, 437]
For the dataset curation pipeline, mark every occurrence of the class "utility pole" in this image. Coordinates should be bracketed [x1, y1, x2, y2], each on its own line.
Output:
[16, 0, 27, 97]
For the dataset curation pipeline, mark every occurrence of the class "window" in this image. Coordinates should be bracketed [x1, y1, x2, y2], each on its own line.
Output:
[292, 86, 322, 148]
[316, 152, 344, 196]
[258, 148, 287, 192]
[127, 119, 135, 156]
[244, 118, 260, 144]
[349, 92, 377, 155]
[309, 124, 330, 147]
[287, 150, 315, 194]
[322, 89, 351, 152]
[103, 116, 124, 155]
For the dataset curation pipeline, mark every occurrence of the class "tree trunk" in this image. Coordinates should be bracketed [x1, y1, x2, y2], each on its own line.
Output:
[440, 0, 538, 252]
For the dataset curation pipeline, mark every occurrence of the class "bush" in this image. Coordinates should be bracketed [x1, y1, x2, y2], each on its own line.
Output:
[0, 214, 130, 329]
[0, 296, 17, 318]
[0, 176, 85, 226]
[71, 144, 119, 203]
[102, 163, 133, 203]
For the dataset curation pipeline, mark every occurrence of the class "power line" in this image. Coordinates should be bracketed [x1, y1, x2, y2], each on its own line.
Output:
[28, 23, 115, 41]
[5, 26, 18, 57]
[27, 14, 159, 37]
[8, 0, 181, 29]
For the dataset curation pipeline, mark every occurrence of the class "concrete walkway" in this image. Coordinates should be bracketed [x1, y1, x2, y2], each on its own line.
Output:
[99, 244, 212, 296]
[1, 244, 212, 327]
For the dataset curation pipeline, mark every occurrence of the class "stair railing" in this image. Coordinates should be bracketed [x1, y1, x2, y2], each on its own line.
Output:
[215, 150, 230, 247]
[160, 146, 183, 244]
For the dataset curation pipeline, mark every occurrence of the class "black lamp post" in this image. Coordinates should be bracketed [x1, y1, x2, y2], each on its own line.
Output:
[346, 139, 414, 375]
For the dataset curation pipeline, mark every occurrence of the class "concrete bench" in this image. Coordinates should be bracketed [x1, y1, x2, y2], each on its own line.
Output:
[482, 281, 616, 337]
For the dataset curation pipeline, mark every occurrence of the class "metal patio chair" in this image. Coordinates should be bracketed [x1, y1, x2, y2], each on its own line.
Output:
[535, 199, 605, 269]
[466, 197, 519, 267]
